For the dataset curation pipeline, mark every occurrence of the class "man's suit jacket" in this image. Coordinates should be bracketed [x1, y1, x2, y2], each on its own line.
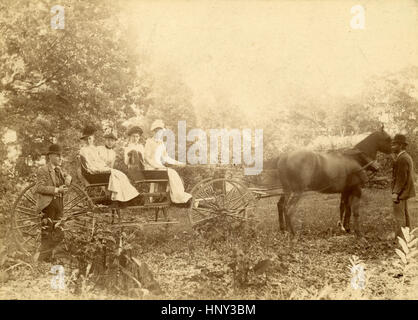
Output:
[35, 163, 71, 213]
[392, 151, 416, 200]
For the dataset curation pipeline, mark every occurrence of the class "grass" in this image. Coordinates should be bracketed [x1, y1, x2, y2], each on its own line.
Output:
[0, 188, 417, 299]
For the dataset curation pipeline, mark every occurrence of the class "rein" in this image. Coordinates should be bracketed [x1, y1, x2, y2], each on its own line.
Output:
[313, 159, 378, 193]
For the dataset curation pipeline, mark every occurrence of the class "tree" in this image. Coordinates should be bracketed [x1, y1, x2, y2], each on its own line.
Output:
[0, 0, 153, 175]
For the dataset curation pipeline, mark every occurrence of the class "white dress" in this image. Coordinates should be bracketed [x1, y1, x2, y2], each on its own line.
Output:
[144, 138, 192, 204]
[97, 145, 116, 168]
[80, 146, 139, 202]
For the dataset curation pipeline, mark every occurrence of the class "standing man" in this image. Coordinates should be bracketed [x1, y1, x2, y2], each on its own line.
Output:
[36, 144, 72, 262]
[391, 134, 416, 239]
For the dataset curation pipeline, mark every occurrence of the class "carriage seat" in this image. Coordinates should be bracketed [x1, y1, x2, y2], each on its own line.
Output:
[77, 155, 110, 185]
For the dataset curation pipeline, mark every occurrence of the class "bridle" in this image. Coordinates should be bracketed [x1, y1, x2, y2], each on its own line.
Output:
[313, 157, 379, 194]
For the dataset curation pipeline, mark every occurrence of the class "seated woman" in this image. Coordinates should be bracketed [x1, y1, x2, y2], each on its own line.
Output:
[97, 129, 117, 168]
[124, 126, 145, 181]
[144, 120, 192, 205]
[79, 125, 139, 202]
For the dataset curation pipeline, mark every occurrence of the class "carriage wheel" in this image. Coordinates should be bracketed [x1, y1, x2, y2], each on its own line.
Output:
[187, 178, 257, 227]
[61, 184, 95, 242]
[11, 183, 41, 255]
[11, 183, 94, 256]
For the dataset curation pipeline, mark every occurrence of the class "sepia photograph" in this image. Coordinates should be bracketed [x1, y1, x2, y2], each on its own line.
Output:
[0, 0, 417, 303]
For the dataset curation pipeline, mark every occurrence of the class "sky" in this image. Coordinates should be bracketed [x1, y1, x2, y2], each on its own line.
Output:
[124, 0, 418, 115]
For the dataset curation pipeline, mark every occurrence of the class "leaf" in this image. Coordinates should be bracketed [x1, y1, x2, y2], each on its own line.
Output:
[131, 256, 142, 269]
[407, 249, 418, 259]
[32, 252, 40, 263]
[411, 228, 418, 237]
[393, 261, 403, 270]
[401, 227, 411, 242]
[404, 264, 418, 273]
[119, 266, 142, 288]
[395, 249, 407, 264]
[398, 237, 409, 254]
[408, 238, 418, 248]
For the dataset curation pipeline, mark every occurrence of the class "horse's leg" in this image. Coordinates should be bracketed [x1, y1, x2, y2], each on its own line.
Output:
[350, 186, 362, 237]
[342, 192, 352, 233]
[285, 192, 302, 235]
[277, 195, 287, 232]
[338, 192, 346, 231]
[338, 190, 351, 233]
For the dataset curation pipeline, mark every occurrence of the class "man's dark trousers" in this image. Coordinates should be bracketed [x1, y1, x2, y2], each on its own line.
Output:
[39, 196, 64, 261]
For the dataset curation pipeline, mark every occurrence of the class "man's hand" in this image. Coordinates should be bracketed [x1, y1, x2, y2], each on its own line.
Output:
[65, 175, 72, 186]
[370, 161, 380, 172]
[392, 193, 399, 203]
[57, 185, 68, 194]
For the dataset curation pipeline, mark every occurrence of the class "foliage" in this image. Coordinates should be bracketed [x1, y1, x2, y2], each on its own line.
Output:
[394, 227, 418, 283]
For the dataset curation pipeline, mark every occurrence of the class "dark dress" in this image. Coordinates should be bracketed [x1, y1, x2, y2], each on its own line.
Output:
[126, 148, 145, 181]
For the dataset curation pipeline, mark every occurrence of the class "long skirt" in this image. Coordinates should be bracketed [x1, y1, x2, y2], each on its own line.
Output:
[108, 169, 139, 202]
[167, 168, 192, 203]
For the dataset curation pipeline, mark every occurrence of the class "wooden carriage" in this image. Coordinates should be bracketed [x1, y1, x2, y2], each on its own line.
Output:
[10, 156, 176, 255]
[10, 159, 282, 256]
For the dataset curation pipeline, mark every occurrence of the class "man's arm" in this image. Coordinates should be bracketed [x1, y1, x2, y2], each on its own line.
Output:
[392, 157, 409, 197]
[35, 167, 57, 195]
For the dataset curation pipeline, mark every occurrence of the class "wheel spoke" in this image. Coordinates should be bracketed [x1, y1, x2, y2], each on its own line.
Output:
[23, 193, 37, 205]
[16, 206, 37, 216]
[228, 191, 253, 210]
[188, 178, 256, 227]
[15, 216, 40, 222]
[21, 231, 40, 246]
[13, 222, 37, 230]
[64, 195, 89, 213]
[64, 193, 84, 209]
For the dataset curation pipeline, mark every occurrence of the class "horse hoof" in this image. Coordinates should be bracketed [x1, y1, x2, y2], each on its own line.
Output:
[337, 221, 347, 232]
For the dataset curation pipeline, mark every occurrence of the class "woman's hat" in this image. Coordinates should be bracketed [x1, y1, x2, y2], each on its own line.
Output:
[150, 119, 165, 131]
[127, 126, 143, 136]
[80, 125, 97, 140]
[393, 134, 408, 146]
[103, 128, 118, 140]
[47, 144, 63, 156]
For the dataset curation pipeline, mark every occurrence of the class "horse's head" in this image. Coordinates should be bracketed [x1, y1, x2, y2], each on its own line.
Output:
[355, 124, 392, 158]
[375, 124, 392, 154]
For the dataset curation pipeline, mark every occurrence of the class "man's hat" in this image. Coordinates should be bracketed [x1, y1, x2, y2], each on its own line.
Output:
[80, 125, 97, 140]
[393, 134, 408, 146]
[47, 144, 63, 156]
[150, 119, 165, 131]
[127, 126, 143, 136]
[103, 128, 118, 140]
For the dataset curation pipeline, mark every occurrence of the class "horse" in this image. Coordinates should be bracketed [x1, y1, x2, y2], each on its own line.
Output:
[276, 127, 392, 236]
